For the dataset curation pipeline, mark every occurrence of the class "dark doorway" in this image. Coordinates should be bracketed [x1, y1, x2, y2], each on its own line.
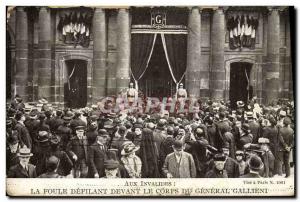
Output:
[64, 59, 87, 108]
[138, 34, 185, 98]
[229, 62, 252, 109]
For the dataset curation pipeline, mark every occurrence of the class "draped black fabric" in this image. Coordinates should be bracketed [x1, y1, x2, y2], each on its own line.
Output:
[163, 34, 187, 83]
[130, 34, 155, 81]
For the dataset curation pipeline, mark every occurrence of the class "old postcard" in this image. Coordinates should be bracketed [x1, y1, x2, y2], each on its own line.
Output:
[6, 5, 295, 197]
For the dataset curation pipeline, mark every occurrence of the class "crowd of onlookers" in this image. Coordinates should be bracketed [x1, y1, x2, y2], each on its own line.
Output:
[6, 95, 294, 178]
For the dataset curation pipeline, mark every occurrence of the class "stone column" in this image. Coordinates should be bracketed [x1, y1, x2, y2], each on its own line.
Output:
[186, 7, 201, 98]
[210, 7, 225, 100]
[263, 7, 280, 104]
[15, 7, 29, 100]
[116, 8, 131, 94]
[37, 7, 52, 101]
[92, 8, 107, 101]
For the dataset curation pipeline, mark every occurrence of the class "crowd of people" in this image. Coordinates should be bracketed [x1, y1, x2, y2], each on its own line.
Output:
[6, 94, 294, 178]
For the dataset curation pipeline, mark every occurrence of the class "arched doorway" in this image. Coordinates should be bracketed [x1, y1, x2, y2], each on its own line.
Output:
[64, 59, 87, 108]
[229, 62, 252, 108]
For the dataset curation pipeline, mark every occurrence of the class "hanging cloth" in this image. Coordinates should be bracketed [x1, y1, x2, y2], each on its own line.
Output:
[130, 33, 157, 92]
[160, 33, 186, 93]
[68, 64, 76, 90]
[245, 68, 250, 100]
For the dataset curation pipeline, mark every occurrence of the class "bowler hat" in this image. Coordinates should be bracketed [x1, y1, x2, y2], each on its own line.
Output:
[214, 153, 226, 161]
[29, 110, 38, 119]
[75, 125, 85, 130]
[104, 159, 120, 170]
[98, 129, 109, 136]
[172, 140, 183, 150]
[248, 155, 264, 171]
[63, 111, 74, 120]
[37, 131, 50, 143]
[242, 123, 250, 133]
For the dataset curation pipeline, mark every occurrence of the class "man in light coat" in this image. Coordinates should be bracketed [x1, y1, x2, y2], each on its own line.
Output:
[162, 140, 196, 178]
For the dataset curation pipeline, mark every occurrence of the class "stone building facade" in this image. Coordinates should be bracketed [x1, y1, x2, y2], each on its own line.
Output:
[6, 6, 293, 108]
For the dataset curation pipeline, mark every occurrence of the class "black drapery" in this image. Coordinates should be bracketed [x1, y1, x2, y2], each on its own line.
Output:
[130, 33, 157, 89]
[163, 34, 187, 84]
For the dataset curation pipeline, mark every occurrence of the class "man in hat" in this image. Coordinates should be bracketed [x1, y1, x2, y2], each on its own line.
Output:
[205, 116, 217, 148]
[244, 137, 275, 177]
[25, 110, 40, 141]
[247, 111, 260, 144]
[11, 95, 25, 110]
[102, 159, 120, 178]
[215, 112, 231, 150]
[49, 110, 64, 134]
[277, 110, 287, 128]
[121, 142, 142, 178]
[14, 111, 32, 149]
[162, 140, 196, 178]
[70, 110, 87, 134]
[7, 131, 21, 171]
[153, 120, 167, 159]
[133, 124, 143, 147]
[262, 116, 282, 176]
[67, 125, 88, 178]
[34, 131, 51, 176]
[56, 111, 73, 151]
[240, 155, 264, 178]
[7, 146, 37, 178]
[49, 136, 73, 176]
[159, 126, 175, 172]
[278, 117, 294, 177]
[87, 130, 107, 178]
[205, 153, 228, 178]
[38, 156, 64, 178]
[186, 126, 209, 177]
[238, 123, 253, 150]
[37, 112, 50, 133]
[221, 142, 240, 178]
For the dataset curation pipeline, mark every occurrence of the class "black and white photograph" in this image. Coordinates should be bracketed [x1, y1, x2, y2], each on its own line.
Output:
[5, 4, 295, 197]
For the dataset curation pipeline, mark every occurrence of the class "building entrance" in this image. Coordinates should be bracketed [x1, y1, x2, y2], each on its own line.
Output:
[229, 62, 252, 108]
[64, 59, 87, 108]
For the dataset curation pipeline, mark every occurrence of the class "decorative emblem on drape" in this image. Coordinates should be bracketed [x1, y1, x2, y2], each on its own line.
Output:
[227, 14, 259, 50]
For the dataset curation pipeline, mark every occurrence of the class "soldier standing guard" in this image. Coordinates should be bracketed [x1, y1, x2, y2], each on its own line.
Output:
[126, 83, 138, 107]
[175, 83, 187, 102]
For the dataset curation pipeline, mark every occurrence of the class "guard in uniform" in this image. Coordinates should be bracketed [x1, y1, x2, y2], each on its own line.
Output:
[175, 83, 187, 105]
[126, 83, 138, 106]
